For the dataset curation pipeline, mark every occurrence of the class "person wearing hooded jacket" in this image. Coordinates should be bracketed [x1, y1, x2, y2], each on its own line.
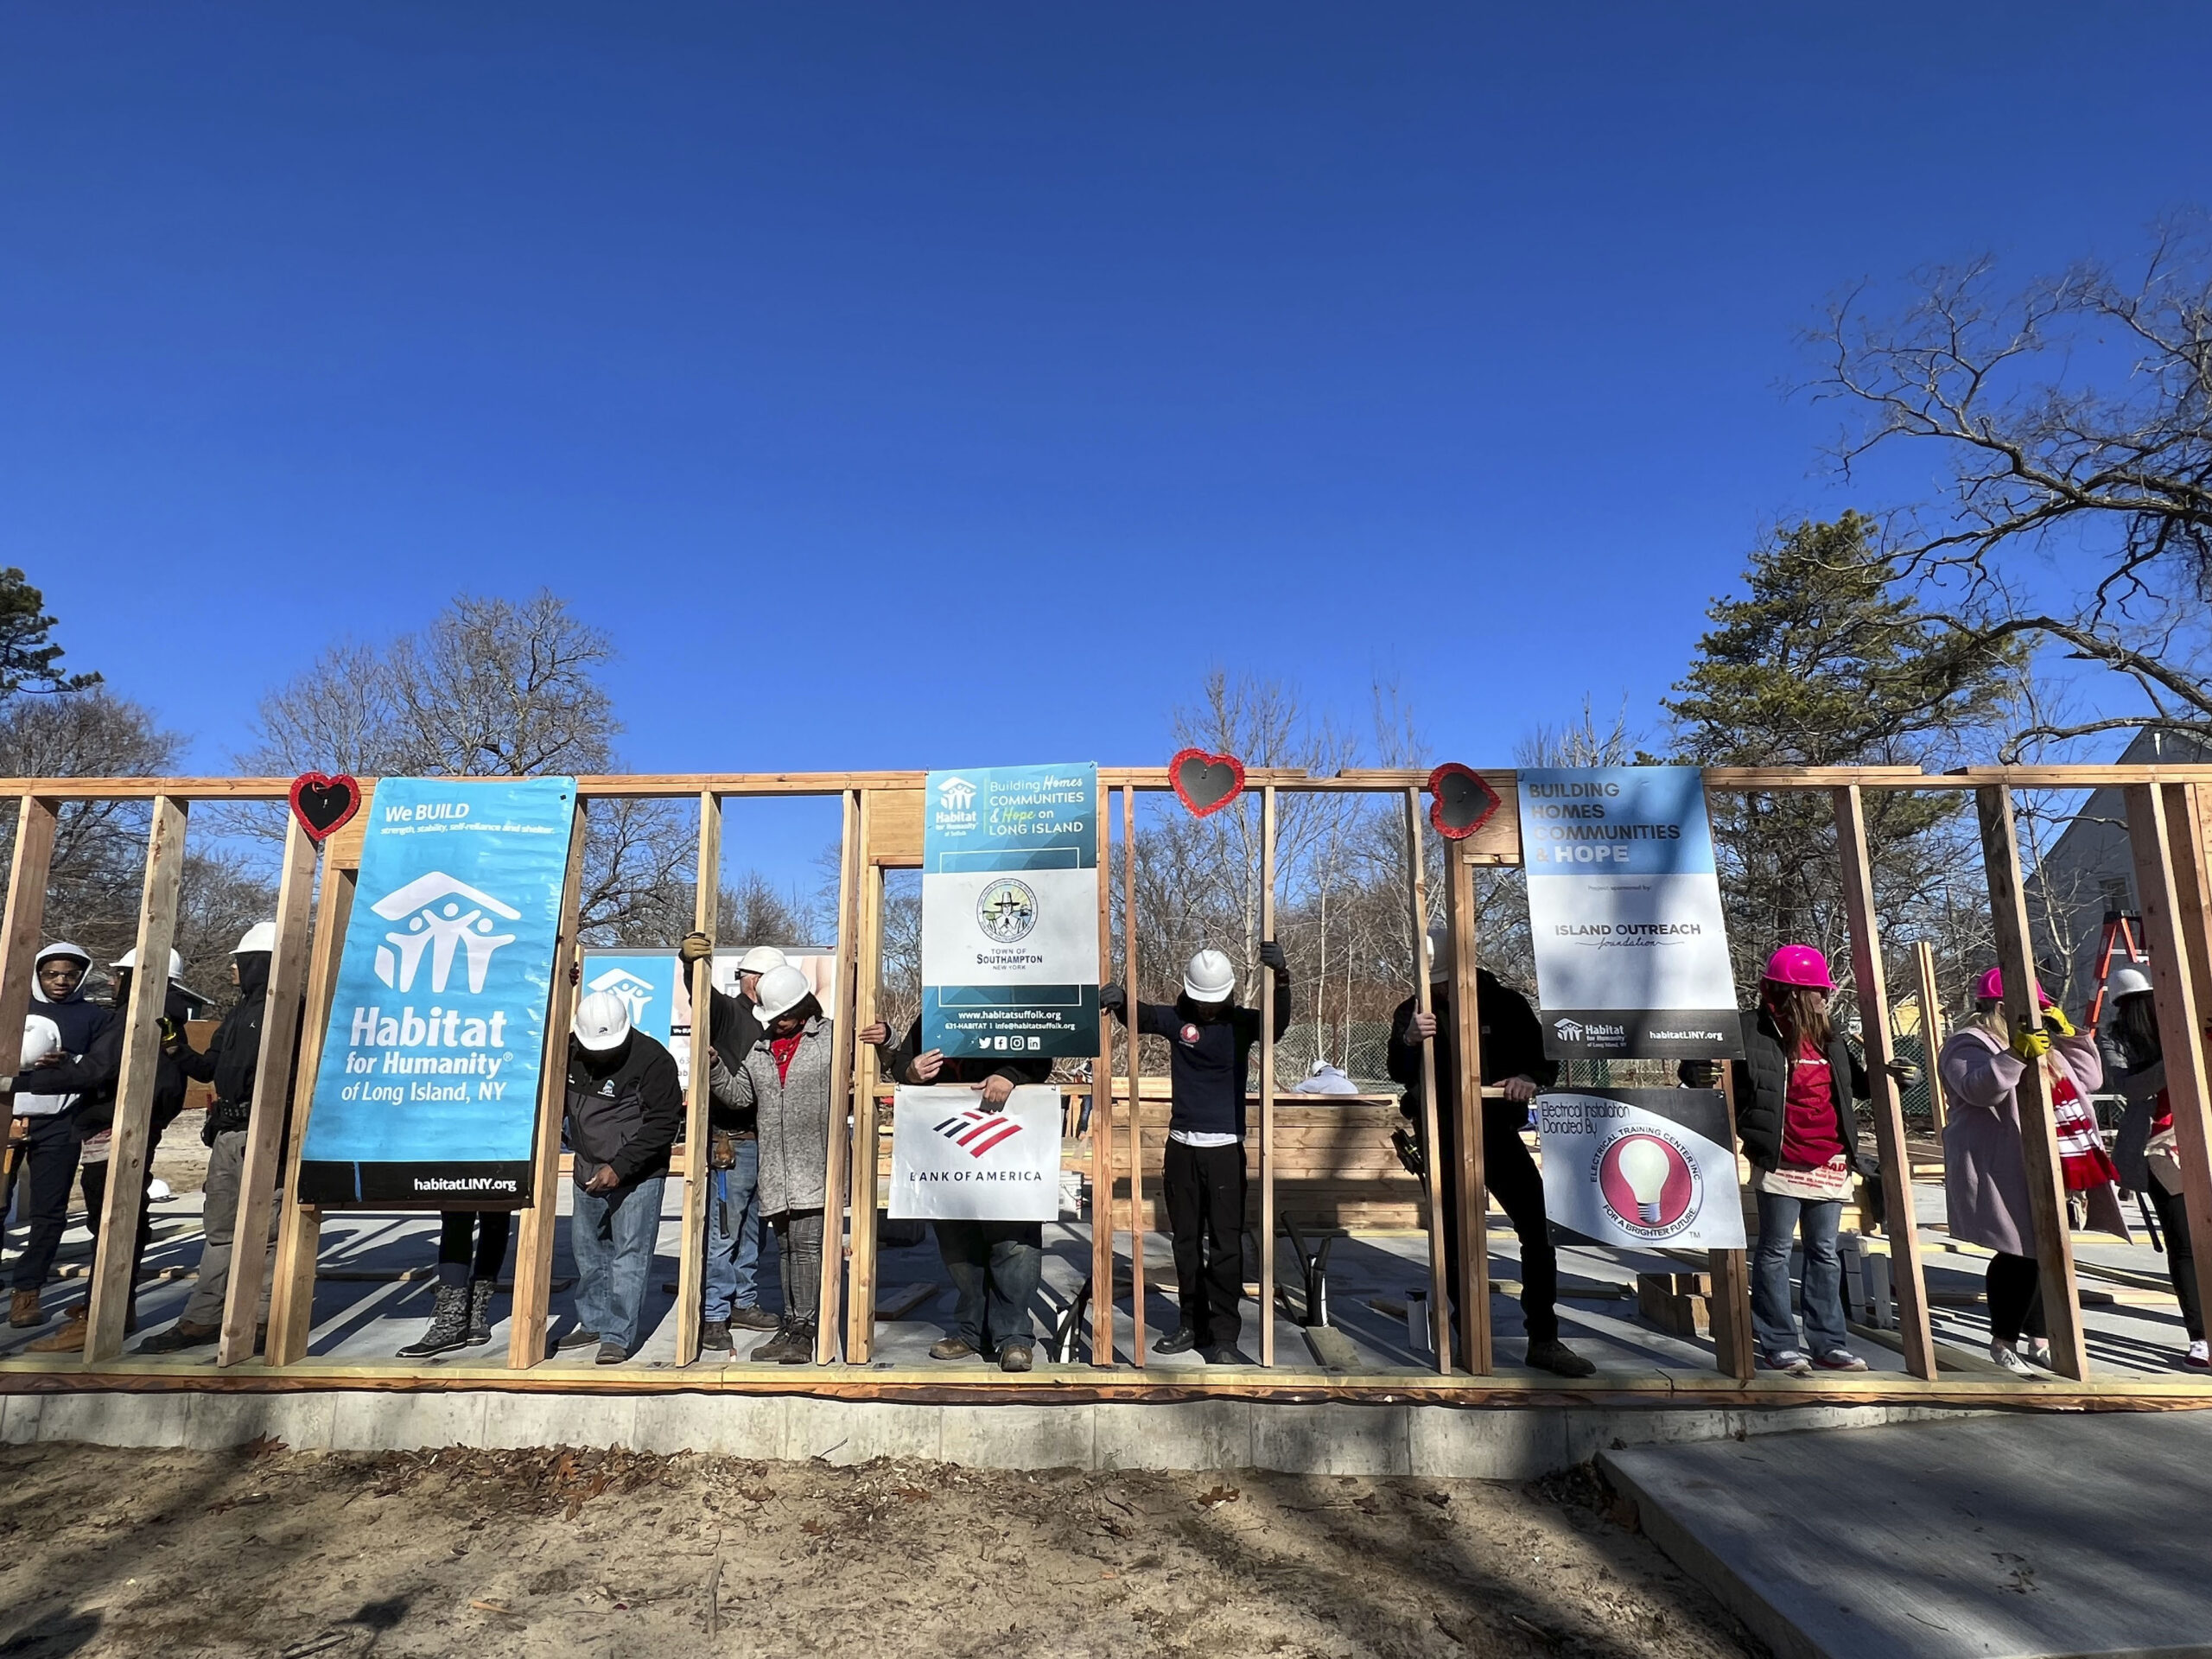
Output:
[678, 933, 785, 1353]
[138, 923, 291, 1354]
[2100, 965, 2206, 1370]
[4, 941, 115, 1329]
[3, 947, 193, 1351]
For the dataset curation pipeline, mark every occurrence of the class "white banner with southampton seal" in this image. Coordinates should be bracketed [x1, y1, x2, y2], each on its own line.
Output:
[919, 762, 1100, 1058]
[1536, 1088, 1745, 1249]
[1517, 766, 1742, 1062]
[887, 1085, 1065, 1221]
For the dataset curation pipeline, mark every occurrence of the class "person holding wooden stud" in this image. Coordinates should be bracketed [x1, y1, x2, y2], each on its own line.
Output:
[679, 935, 786, 1355]
[2100, 966, 2208, 1370]
[1389, 925, 1596, 1377]
[708, 963, 835, 1363]
[1100, 943, 1289, 1364]
[560, 988, 684, 1365]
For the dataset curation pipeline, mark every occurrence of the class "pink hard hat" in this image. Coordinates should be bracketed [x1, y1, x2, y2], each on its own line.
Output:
[1763, 944, 1833, 991]
[1974, 965, 2055, 1007]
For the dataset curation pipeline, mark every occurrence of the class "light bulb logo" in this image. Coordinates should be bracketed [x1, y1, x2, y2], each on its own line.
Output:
[1598, 1129, 1695, 1234]
[1616, 1135, 1673, 1224]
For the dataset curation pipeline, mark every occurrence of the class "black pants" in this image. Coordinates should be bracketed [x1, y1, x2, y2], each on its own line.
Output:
[9, 1116, 83, 1293]
[1986, 1251, 2047, 1344]
[435, 1211, 512, 1290]
[1162, 1140, 1245, 1348]
[1434, 1101, 1559, 1347]
[79, 1160, 156, 1297]
[2149, 1185, 2204, 1342]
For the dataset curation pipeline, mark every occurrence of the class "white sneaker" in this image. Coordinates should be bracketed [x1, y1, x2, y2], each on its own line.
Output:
[1990, 1341, 2035, 1377]
[2024, 1338, 2053, 1368]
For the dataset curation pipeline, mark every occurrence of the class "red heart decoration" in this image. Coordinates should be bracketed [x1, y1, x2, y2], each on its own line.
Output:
[1169, 748, 1246, 817]
[1426, 763, 1499, 842]
[289, 772, 362, 843]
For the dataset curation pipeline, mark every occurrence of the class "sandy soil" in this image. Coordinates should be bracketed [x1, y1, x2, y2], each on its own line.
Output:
[0, 1442, 1759, 1659]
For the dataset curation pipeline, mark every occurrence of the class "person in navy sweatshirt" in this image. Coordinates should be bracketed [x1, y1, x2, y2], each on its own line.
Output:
[1103, 942, 1290, 1364]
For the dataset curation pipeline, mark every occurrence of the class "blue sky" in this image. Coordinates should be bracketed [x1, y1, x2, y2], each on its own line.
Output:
[4, 3, 2205, 884]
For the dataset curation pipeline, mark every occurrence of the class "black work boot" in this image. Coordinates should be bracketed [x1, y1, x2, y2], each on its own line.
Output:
[464, 1279, 496, 1346]
[397, 1284, 470, 1359]
[776, 1319, 817, 1364]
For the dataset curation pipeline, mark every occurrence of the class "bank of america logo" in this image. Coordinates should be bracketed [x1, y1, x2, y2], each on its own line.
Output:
[938, 776, 976, 810]
[934, 1109, 1025, 1158]
[371, 872, 523, 994]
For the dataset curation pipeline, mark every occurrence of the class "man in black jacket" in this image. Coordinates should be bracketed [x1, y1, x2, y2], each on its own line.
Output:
[677, 934, 784, 1351]
[563, 988, 684, 1364]
[861, 1014, 1051, 1371]
[1388, 926, 1594, 1377]
[4, 941, 113, 1329]
[141, 924, 290, 1353]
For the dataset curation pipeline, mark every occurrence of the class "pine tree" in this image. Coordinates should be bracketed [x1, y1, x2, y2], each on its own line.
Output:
[0, 569, 99, 696]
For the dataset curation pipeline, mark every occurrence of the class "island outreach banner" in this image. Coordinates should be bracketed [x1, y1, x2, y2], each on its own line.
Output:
[887, 1085, 1064, 1221]
[919, 762, 1100, 1058]
[297, 777, 579, 1208]
[1517, 766, 1742, 1061]
[1537, 1088, 1746, 1249]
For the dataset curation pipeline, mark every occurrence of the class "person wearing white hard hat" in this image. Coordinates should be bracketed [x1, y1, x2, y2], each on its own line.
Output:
[3, 944, 194, 1351]
[1102, 941, 1290, 1363]
[676, 933, 787, 1353]
[3, 941, 111, 1332]
[2101, 964, 2205, 1369]
[706, 963, 836, 1363]
[560, 988, 683, 1364]
[140, 922, 293, 1354]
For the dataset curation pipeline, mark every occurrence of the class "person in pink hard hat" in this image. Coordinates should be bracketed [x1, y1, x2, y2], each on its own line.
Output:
[1940, 966, 2116, 1377]
[1730, 944, 1920, 1375]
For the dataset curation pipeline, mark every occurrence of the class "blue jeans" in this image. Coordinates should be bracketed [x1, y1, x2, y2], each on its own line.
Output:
[933, 1219, 1042, 1354]
[702, 1138, 766, 1320]
[571, 1175, 664, 1355]
[1751, 1187, 1847, 1358]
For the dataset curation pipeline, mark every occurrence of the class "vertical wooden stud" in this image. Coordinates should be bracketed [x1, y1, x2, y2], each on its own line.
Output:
[1121, 785, 1146, 1363]
[85, 795, 188, 1363]
[1976, 785, 2089, 1380]
[1403, 788, 1451, 1374]
[1834, 785, 1937, 1380]
[0, 796, 59, 1183]
[1256, 787, 1278, 1365]
[1914, 940, 1949, 1133]
[843, 841, 883, 1363]
[1707, 1060, 1757, 1380]
[1444, 847, 1492, 1376]
[1091, 784, 1115, 1368]
[216, 814, 319, 1366]
[506, 804, 589, 1368]
[674, 791, 722, 1367]
[819, 788, 862, 1364]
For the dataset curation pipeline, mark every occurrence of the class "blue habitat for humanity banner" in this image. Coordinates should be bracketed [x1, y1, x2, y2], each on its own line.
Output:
[298, 777, 579, 1208]
[1516, 766, 1742, 1063]
[919, 763, 1100, 1058]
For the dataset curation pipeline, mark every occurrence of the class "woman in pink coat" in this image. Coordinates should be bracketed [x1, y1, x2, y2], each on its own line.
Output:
[1941, 967, 2108, 1377]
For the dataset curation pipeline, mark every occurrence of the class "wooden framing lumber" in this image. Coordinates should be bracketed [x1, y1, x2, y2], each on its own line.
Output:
[1833, 785, 1937, 1380]
[2125, 784, 2212, 1355]
[1403, 788, 1451, 1373]
[85, 794, 188, 1363]
[1707, 1061, 1756, 1380]
[1976, 785, 2089, 1380]
[820, 789, 861, 1364]
[1444, 847, 1491, 1375]
[506, 805, 588, 1368]
[674, 791, 721, 1368]
[218, 814, 319, 1367]
[1258, 785, 1279, 1367]
[844, 813, 883, 1362]
[1090, 787, 1115, 1367]
[1914, 940, 1949, 1133]
[1121, 785, 1146, 1363]
[0, 795, 59, 1185]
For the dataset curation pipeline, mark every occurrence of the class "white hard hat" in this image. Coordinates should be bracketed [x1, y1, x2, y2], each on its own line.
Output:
[111, 947, 185, 981]
[736, 945, 787, 976]
[1183, 949, 1236, 1002]
[2108, 965, 2154, 1000]
[572, 989, 633, 1052]
[753, 964, 812, 1024]
[235, 922, 278, 955]
[1426, 923, 1453, 972]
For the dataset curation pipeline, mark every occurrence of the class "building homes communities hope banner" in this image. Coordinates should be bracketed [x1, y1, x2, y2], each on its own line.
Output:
[919, 762, 1100, 1058]
[1517, 766, 1742, 1062]
[297, 777, 579, 1208]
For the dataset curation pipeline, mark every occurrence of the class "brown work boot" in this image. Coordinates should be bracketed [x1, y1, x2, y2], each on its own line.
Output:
[9, 1290, 41, 1329]
[134, 1319, 219, 1355]
[27, 1307, 86, 1353]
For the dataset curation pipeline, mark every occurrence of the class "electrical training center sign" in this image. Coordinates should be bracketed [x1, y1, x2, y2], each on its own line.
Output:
[1537, 1088, 1746, 1249]
[919, 762, 1100, 1058]
[297, 777, 578, 1208]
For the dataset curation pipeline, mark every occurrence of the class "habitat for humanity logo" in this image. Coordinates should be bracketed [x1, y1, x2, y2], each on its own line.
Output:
[371, 873, 523, 994]
[933, 1109, 1026, 1158]
[587, 966, 658, 1027]
[938, 776, 977, 811]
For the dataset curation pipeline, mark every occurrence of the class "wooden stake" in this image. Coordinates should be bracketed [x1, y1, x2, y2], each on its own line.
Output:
[1975, 785, 2089, 1381]
[1833, 785, 1937, 1381]
[0, 795, 58, 1185]
[1122, 785, 1146, 1363]
[506, 804, 588, 1369]
[217, 815, 319, 1367]
[1914, 940, 1949, 1134]
[2126, 784, 2212, 1351]
[1257, 786, 1279, 1367]
[819, 788, 861, 1364]
[1707, 1060, 1756, 1380]
[85, 794, 188, 1363]
[843, 844, 882, 1362]
[1403, 788, 1451, 1374]
[674, 791, 721, 1368]
[1091, 785, 1115, 1368]
[1443, 847, 1492, 1375]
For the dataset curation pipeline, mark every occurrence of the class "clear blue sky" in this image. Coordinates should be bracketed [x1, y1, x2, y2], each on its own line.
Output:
[3, 4, 2204, 879]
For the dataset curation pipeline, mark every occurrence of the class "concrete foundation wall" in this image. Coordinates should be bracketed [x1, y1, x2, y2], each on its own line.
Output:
[0, 1390, 1978, 1478]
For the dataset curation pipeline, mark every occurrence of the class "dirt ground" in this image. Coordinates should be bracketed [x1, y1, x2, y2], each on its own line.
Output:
[0, 1441, 1759, 1659]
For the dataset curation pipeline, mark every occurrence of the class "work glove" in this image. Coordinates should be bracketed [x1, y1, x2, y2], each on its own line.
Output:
[2044, 1004, 2076, 1039]
[1099, 983, 1128, 1018]
[1886, 1059, 1923, 1090]
[677, 931, 714, 966]
[1259, 939, 1287, 972]
[2011, 1026, 2052, 1062]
